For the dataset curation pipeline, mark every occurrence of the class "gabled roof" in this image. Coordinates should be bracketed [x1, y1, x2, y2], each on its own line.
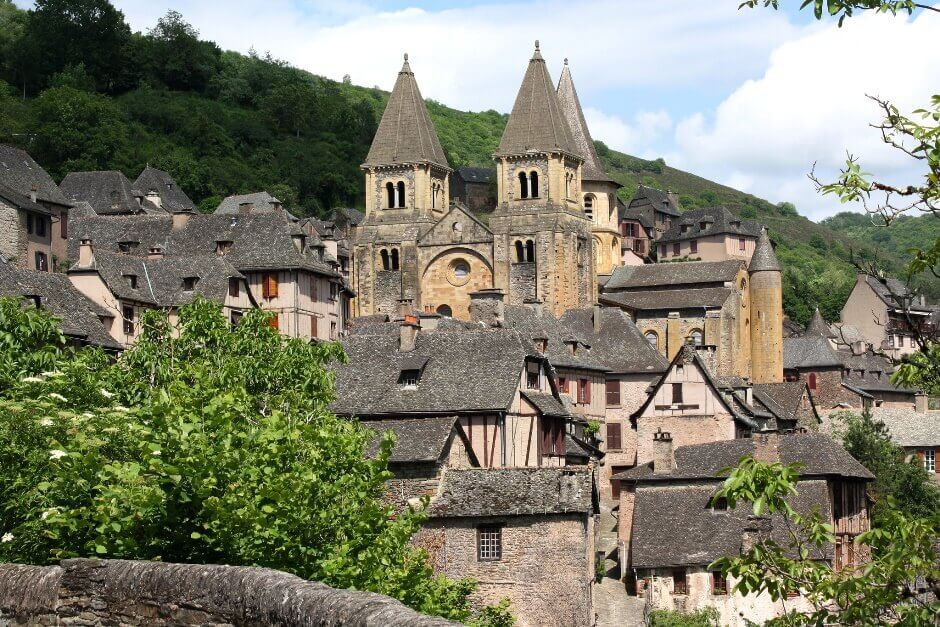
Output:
[862, 274, 932, 312]
[783, 335, 843, 369]
[496, 42, 579, 158]
[659, 206, 760, 244]
[555, 61, 617, 184]
[360, 416, 478, 465]
[604, 260, 744, 291]
[0, 260, 120, 349]
[805, 308, 835, 338]
[427, 467, 593, 518]
[752, 382, 818, 428]
[748, 228, 780, 273]
[0, 181, 53, 215]
[502, 304, 607, 372]
[558, 307, 669, 374]
[600, 287, 732, 312]
[134, 166, 196, 214]
[215, 191, 289, 217]
[869, 408, 938, 448]
[60, 171, 161, 216]
[363, 55, 449, 169]
[0, 144, 71, 206]
[628, 185, 681, 217]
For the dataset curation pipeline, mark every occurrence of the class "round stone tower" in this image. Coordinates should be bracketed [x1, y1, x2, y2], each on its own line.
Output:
[748, 228, 783, 383]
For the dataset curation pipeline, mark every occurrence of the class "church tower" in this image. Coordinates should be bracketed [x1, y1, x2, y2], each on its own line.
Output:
[556, 59, 622, 276]
[748, 228, 784, 383]
[489, 42, 595, 316]
[354, 54, 453, 316]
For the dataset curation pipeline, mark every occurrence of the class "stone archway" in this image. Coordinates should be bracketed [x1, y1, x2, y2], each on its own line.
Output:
[420, 248, 494, 320]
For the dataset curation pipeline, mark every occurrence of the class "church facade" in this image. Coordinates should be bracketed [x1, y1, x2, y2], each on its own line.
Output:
[352, 43, 604, 320]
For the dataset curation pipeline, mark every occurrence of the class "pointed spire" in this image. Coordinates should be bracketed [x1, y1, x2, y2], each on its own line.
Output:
[496, 42, 578, 157]
[749, 227, 780, 273]
[362, 54, 449, 169]
[556, 59, 617, 184]
[805, 307, 835, 338]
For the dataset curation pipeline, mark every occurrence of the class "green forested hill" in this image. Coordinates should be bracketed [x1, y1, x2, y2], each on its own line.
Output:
[0, 0, 935, 325]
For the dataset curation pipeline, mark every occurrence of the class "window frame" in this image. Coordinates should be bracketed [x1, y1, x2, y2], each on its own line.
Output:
[711, 571, 727, 595]
[672, 569, 688, 596]
[122, 304, 136, 336]
[671, 382, 683, 404]
[606, 422, 622, 451]
[605, 378, 621, 406]
[477, 524, 503, 561]
[34, 251, 48, 272]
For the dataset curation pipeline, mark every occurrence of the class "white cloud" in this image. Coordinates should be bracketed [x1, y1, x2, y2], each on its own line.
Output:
[670, 9, 940, 220]
[584, 108, 672, 158]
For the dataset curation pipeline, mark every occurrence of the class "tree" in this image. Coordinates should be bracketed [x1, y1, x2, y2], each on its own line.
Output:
[144, 11, 222, 93]
[0, 298, 512, 625]
[741, 0, 938, 26]
[711, 456, 939, 625]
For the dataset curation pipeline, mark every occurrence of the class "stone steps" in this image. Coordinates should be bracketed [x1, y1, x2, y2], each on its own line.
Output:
[593, 577, 646, 627]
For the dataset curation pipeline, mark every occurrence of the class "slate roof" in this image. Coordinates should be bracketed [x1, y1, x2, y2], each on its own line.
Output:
[332, 207, 365, 227]
[558, 307, 669, 374]
[69, 213, 338, 276]
[502, 304, 607, 372]
[360, 416, 466, 464]
[627, 185, 681, 217]
[0, 144, 71, 206]
[805, 308, 835, 338]
[600, 287, 732, 312]
[334, 327, 559, 417]
[613, 433, 874, 482]
[752, 382, 817, 428]
[521, 390, 569, 417]
[427, 467, 593, 518]
[455, 167, 496, 184]
[630, 480, 833, 569]
[619, 205, 654, 230]
[0, 181, 53, 215]
[0, 260, 120, 349]
[749, 228, 781, 273]
[60, 171, 160, 215]
[784, 336, 843, 369]
[496, 43, 579, 158]
[659, 206, 760, 244]
[869, 408, 938, 448]
[215, 192, 287, 216]
[134, 167, 196, 214]
[604, 260, 744, 291]
[863, 274, 932, 312]
[556, 61, 617, 184]
[363, 55, 449, 169]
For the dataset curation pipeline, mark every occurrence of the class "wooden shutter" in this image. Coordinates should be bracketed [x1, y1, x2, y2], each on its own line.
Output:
[605, 379, 620, 406]
[606, 423, 622, 450]
[311, 315, 318, 338]
[263, 273, 278, 299]
[310, 276, 318, 300]
[268, 314, 279, 330]
[228, 278, 239, 298]
[541, 418, 552, 456]
[555, 419, 565, 456]
[672, 382, 683, 404]
[583, 379, 591, 404]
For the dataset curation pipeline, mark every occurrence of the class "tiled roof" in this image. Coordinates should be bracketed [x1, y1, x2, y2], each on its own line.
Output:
[618, 206, 654, 229]
[749, 228, 781, 273]
[614, 433, 874, 482]
[600, 287, 732, 312]
[215, 192, 287, 216]
[868, 408, 939, 448]
[496, 43, 578, 157]
[134, 167, 196, 214]
[0, 181, 53, 215]
[502, 304, 607, 372]
[363, 55, 449, 169]
[521, 390, 569, 417]
[627, 185, 681, 217]
[784, 336, 843, 369]
[805, 308, 835, 338]
[360, 416, 465, 464]
[556, 61, 616, 184]
[333, 327, 554, 417]
[0, 261, 120, 349]
[631, 480, 832, 569]
[659, 206, 760, 244]
[0, 144, 71, 206]
[863, 274, 932, 312]
[558, 307, 669, 374]
[60, 171, 161, 215]
[753, 382, 817, 428]
[604, 260, 744, 291]
[427, 467, 593, 518]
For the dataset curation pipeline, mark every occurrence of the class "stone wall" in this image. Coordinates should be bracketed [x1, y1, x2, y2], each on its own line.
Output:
[0, 559, 457, 626]
[0, 199, 25, 267]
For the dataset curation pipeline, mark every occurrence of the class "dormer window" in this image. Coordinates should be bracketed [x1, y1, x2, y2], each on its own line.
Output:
[182, 277, 199, 291]
[699, 221, 707, 230]
[216, 241, 232, 255]
[731, 220, 741, 229]
[526, 365, 540, 389]
[124, 274, 138, 289]
[117, 241, 138, 253]
[680, 224, 689, 234]
[711, 497, 728, 512]
[399, 369, 420, 389]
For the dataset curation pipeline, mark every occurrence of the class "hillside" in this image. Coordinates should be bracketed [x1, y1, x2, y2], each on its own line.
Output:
[0, 1, 934, 326]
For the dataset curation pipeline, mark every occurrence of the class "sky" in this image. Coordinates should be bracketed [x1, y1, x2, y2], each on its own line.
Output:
[17, 0, 938, 221]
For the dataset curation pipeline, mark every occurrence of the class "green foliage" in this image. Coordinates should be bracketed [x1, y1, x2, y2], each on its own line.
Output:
[584, 420, 600, 438]
[832, 410, 940, 524]
[648, 607, 720, 627]
[0, 297, 508, 623]
[739, 0, 936, 26]
[711, 455, 939, 625]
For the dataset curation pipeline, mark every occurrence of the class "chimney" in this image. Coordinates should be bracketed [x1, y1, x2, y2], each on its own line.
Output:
[741, 516, 772, 553]
[148, 245, 164, 259]
[78, 239, 95, 267]
[667, 190, 680, 210]
[652, 429, 674, 474]
[29, 184, 38, 203]
[851, 340, 866, 356]
[397, 299, 414, 320]
[753, 433, 780, 463]
[469, 288, 505, 327]
[399, 318, 419, 353]
[593, 304, 602, 334]
[915, 393, 928, 414]
[171, 211, 191, 231]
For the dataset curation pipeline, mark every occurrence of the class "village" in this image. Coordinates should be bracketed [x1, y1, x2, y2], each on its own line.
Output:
[0, 38, 937, 627]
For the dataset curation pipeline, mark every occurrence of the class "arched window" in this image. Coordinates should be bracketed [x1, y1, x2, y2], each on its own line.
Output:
[385, 182, 395, 209]
[688, 329, 703, 346]
[396, 181, 406, 208]
[529, 171, 539, 198]
[525, 240, 535, 262]
[645, 330, 658, 349]
[518, 172, 529, 199]
[808, 372, 817, 391]
[584, 194, 595, 221]
[391, 248, 400, 270]
[432, 183, 437, 208]
[380, 249, 390, 270]
[565, 174, 570, 198]
[436, 304, 453, 317]
[515, 240, 525, 262]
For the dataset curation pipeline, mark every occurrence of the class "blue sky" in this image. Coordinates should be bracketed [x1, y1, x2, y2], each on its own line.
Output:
[17, 1, 937, 220]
